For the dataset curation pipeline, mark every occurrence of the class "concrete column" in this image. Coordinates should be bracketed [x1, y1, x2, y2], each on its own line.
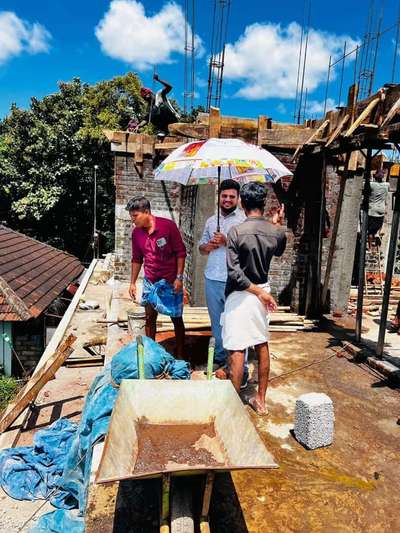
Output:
[330, 174, 363, 313]
[190, 185, 216, 306]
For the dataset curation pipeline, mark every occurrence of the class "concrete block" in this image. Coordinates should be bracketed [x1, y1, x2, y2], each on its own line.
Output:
[294, 392, 334, 450]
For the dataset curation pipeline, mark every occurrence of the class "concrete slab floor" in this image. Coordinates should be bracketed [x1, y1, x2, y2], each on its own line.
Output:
[229, 331, 400, 533]
[1, 326, 399, 532]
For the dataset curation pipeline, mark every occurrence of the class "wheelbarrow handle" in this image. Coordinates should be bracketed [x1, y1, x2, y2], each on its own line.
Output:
[136, 335, 145, 379]
[207, 337, 215, 381]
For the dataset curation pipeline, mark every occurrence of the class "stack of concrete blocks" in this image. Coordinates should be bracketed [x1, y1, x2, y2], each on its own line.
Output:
[294, 392, 334, 449]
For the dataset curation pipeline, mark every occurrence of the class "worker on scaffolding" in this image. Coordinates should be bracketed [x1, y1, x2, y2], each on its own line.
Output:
[367, 169, 389, 249]
[221, 182, 286, 415]
[136, 73, 180, 135]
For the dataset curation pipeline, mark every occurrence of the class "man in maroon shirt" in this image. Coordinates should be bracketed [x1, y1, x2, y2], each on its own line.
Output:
[127, 196, 186, 359]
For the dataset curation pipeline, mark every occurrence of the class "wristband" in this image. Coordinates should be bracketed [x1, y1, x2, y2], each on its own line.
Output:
[176, 274, 184, 281]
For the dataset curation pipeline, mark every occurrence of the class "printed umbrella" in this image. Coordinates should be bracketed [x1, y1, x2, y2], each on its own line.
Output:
[154, 137, 292, 229]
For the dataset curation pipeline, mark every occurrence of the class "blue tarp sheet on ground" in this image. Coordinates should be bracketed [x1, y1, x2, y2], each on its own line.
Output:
[0, 337, 190, 532]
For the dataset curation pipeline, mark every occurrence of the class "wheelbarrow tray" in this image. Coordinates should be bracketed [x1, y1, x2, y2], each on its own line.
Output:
[96, 379, 278, 482]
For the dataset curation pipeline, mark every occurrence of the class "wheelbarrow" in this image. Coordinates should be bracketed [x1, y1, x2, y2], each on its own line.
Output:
[95, 337, 278, 532]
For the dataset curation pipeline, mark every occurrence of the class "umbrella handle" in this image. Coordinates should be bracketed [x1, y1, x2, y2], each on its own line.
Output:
[217, 166, 221, 232]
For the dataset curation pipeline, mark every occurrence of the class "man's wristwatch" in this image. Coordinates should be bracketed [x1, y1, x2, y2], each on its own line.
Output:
[176, 274, 184, 281]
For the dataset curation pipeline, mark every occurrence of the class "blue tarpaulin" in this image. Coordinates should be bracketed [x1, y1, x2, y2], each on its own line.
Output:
[0, 337, 191, 532]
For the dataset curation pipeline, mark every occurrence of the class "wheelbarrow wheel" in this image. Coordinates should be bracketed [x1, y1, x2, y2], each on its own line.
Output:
[170, 483, 194, 533]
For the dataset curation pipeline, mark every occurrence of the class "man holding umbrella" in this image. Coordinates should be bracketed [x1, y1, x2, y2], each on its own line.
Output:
[199, 179, 247, 380]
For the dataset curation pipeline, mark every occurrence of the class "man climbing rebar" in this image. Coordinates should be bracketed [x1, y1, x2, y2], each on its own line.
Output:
[136, 73, 180, 134]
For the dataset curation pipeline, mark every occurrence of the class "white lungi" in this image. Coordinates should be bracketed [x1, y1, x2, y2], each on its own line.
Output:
[221, 283, 270, 351]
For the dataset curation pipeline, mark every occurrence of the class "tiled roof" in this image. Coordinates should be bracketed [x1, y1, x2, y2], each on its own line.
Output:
[0, 225, 84, 321]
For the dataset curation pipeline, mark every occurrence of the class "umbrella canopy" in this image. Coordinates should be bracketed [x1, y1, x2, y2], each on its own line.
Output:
[154, 138, 293, 185]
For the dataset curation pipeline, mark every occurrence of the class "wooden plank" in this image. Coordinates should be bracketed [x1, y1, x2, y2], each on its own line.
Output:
[85, 442, 119, 533]
[259, 127, 317, 149]
[380, 94, 400, 129]
[155, 142, 185, 150]
[325, 114, 349, 147]
[347, 83, 359, 124]
[0, 334, 76, 434]
[344, 96, 381, 137]
[209, 107, 221, 138]
[134, 135, 144, 163]
[292, 120, 329, 161]
[257, 115, 268, 146]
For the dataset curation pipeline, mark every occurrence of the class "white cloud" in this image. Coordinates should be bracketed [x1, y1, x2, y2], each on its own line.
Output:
[307, 97, 336, 115]
[0, 11, 51, 64]
[96, 0, 204, 70]
[223, 21, 359, 100]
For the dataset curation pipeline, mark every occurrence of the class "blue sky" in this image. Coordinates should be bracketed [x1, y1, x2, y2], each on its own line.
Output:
[0, 0, 400, 123]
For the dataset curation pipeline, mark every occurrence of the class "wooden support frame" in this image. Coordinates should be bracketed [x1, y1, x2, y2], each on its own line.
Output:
[292, 120, 329, 161]
[209, 107, 221, 138]
[325, 114, 349, 147]
[344, 94, 383, 137]
[380, 94, 400, 129]
[0, 334, 76, 433]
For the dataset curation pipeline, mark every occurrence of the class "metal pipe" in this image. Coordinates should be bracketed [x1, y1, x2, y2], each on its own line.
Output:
[376, 170, 400, 357]
[216, 165, 221, 231]
[338, 41, 347, 105]
[93, 165, 99, 260]
[392, 10, 400, 82]
[323, 56, 332, 117]
[355, 148, 372, 342]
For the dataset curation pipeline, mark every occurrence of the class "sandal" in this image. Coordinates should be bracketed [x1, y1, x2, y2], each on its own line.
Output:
[248, 397, 268, 416]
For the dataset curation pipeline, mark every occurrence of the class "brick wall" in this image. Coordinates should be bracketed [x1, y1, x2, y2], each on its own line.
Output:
[12, 318, 44, 374]
[111, 148, 345, 313]
[114, 155, 181, 281]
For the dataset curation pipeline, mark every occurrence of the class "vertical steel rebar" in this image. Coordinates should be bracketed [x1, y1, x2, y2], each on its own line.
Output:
[323, 56, 332, 116]
[297, 0, 311, 124]
[338, 41, 347, 105]
[294, 0, 306, 121]
[355, 149, 372, 343]
[392, 10, 400, 82]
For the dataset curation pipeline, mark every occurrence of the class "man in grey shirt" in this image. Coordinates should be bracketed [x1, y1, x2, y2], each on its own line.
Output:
[199, 179, 245, 370]
[221, 182, 286, 415]
[368, 170, 389, 248]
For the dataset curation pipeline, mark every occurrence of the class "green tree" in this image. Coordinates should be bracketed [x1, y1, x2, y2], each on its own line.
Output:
[0, 73, 145, 260]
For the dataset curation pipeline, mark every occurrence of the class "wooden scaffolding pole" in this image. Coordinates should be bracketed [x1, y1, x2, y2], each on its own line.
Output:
[355, 148, 372, 342]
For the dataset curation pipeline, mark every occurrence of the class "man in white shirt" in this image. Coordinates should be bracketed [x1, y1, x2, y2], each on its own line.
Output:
[199, 180, 247, 379]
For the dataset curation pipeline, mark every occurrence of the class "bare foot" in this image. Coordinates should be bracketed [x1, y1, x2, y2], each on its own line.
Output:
[215, 367, 228, 380]
[248, 397, 268, 415]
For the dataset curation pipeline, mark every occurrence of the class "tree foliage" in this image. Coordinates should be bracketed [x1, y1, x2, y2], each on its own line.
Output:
[0, 73, 145, 260]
